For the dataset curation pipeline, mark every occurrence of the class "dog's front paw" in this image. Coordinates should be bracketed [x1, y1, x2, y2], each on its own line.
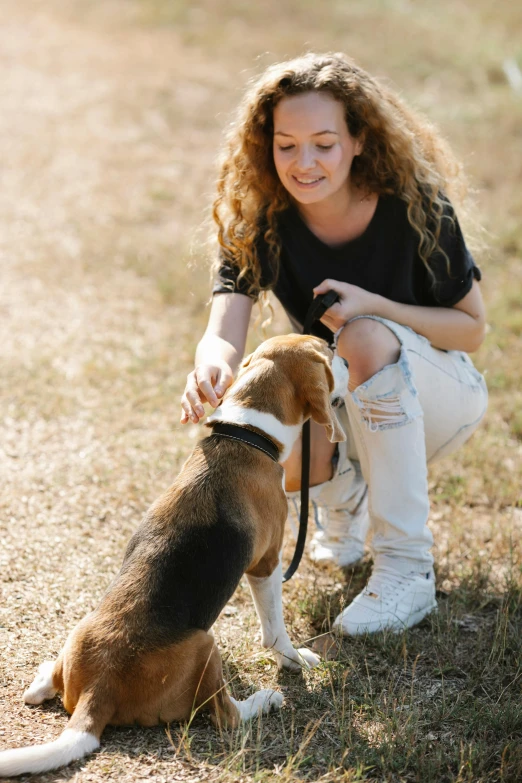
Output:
[235, 689, 283, 720]
[278, 647, 321, 672]
[296, 647, 321, 669]
[254, 689, 284, 714]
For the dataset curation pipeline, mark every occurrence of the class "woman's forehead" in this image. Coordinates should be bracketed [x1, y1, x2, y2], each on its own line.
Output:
[273, 92, 346, 136]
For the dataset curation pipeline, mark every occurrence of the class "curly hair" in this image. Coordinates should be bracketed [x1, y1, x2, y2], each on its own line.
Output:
[212, 52, 469, 300]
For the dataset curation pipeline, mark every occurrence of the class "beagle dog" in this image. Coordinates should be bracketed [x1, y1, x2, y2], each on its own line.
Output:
[0, 334, 348, 777]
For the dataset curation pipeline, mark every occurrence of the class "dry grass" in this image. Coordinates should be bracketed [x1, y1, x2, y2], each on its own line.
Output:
[0, 1, 521, 781]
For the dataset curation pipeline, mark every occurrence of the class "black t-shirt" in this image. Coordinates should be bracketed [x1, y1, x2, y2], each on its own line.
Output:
[213, 194, 481, 342]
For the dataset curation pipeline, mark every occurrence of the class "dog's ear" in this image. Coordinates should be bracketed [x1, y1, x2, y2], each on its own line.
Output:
[307, 362, 346, 443]
[241, 353, 253, 368]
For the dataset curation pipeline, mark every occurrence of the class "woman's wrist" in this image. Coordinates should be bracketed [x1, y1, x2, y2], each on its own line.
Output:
[369, 293, 393, 320]
[195, 336, 239, 377]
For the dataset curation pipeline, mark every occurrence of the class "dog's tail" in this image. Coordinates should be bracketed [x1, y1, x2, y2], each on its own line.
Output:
[0, 691, 111, 777]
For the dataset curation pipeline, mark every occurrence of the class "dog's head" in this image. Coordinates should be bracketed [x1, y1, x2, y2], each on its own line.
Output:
[235, 334, 348, 443]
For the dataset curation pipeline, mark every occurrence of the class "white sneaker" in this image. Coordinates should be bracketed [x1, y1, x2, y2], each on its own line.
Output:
[309, 489, 369, 567]
[333, 566, 437, 635]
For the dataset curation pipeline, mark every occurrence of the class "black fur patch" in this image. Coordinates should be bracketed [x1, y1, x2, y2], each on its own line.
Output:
[119, 496, 254, 647]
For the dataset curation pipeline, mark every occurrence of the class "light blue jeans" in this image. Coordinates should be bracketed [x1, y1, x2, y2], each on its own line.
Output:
[334, 316, 488, 572]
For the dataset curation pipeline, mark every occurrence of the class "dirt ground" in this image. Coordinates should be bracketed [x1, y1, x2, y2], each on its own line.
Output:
[1, 1, 521, 782]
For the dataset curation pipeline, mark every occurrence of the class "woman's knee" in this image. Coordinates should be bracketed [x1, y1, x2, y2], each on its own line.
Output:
[337, 318, 401, 389]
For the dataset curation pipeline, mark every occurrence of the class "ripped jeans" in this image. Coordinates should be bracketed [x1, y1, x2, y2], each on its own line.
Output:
[335, 316, 488, 573]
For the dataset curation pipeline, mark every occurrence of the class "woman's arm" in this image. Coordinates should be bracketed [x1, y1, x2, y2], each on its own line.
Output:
[180, 293, 253, 424]
[314, 279, 486, 353]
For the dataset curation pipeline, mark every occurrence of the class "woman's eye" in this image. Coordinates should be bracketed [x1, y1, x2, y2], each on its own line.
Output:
[276, 143, 334, 152]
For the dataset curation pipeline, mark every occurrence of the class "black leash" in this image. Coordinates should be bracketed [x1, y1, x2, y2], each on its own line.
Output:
[282, 290, 340, 583]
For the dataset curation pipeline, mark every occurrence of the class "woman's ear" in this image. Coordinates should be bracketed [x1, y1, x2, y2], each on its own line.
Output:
[354, 132, 365, 157]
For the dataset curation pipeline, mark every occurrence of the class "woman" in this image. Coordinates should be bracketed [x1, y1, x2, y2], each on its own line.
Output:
[180, 53, 488, 635]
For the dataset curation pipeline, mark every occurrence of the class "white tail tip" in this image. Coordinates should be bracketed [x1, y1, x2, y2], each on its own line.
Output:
[0, 729, 99, 777]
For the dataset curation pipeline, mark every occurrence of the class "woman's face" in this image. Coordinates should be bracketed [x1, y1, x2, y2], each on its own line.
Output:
[272, 91, 363, 207]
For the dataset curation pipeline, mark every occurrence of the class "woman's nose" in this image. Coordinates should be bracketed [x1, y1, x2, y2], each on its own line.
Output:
[296, 145, 316, 170]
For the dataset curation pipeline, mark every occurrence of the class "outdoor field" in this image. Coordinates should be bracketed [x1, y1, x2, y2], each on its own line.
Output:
[0, 1, 521, 781]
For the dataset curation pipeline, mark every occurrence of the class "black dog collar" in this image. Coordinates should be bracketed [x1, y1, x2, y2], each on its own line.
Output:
[209, 422, 280, 463]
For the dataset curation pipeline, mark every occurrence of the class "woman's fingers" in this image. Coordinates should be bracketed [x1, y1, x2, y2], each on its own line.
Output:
[180, 399, 196, 424]
[214, 367, 234, 398]
[197, 364, 226, 407]
[313, 279, 332, 296]
[180, 382, 205, 424]
[180, 364, 234, 424]
[181, 370, 207, 423]
[313, 279, 347, 298]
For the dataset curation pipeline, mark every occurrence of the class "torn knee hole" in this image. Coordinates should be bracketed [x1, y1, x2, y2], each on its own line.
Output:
[355, 394, 409, 431]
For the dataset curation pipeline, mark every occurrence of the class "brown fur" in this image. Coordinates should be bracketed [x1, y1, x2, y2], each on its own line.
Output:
[51, 441, 289, 735]
[9, 335, 345, 765]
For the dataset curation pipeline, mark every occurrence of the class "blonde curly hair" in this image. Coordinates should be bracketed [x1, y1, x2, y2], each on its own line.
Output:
[212, 52, 468, 299]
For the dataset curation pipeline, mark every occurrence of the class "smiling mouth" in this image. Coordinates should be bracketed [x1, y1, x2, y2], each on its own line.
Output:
[292, 176, 325, 186]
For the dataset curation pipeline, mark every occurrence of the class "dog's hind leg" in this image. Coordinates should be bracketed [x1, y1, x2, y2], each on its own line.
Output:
[201, 636, 283, 728]
[210, 680, 283, 727]
[24, 660, 60, 705]
[246, 555, 321, 672]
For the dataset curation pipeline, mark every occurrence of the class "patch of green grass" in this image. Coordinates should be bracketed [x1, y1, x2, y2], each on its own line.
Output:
[509, 410, 522, 440]
[434, 474, 467, 505]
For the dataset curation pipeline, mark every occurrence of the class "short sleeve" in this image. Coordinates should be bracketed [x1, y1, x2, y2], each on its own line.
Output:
[427, 203, 481, 307]
[212, 232, 275, 301]
[212, 250, 259, 299]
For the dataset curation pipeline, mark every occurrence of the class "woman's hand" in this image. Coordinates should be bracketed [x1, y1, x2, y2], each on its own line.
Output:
[313, 279, 379, 332]
[180, 361, 234, 424]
